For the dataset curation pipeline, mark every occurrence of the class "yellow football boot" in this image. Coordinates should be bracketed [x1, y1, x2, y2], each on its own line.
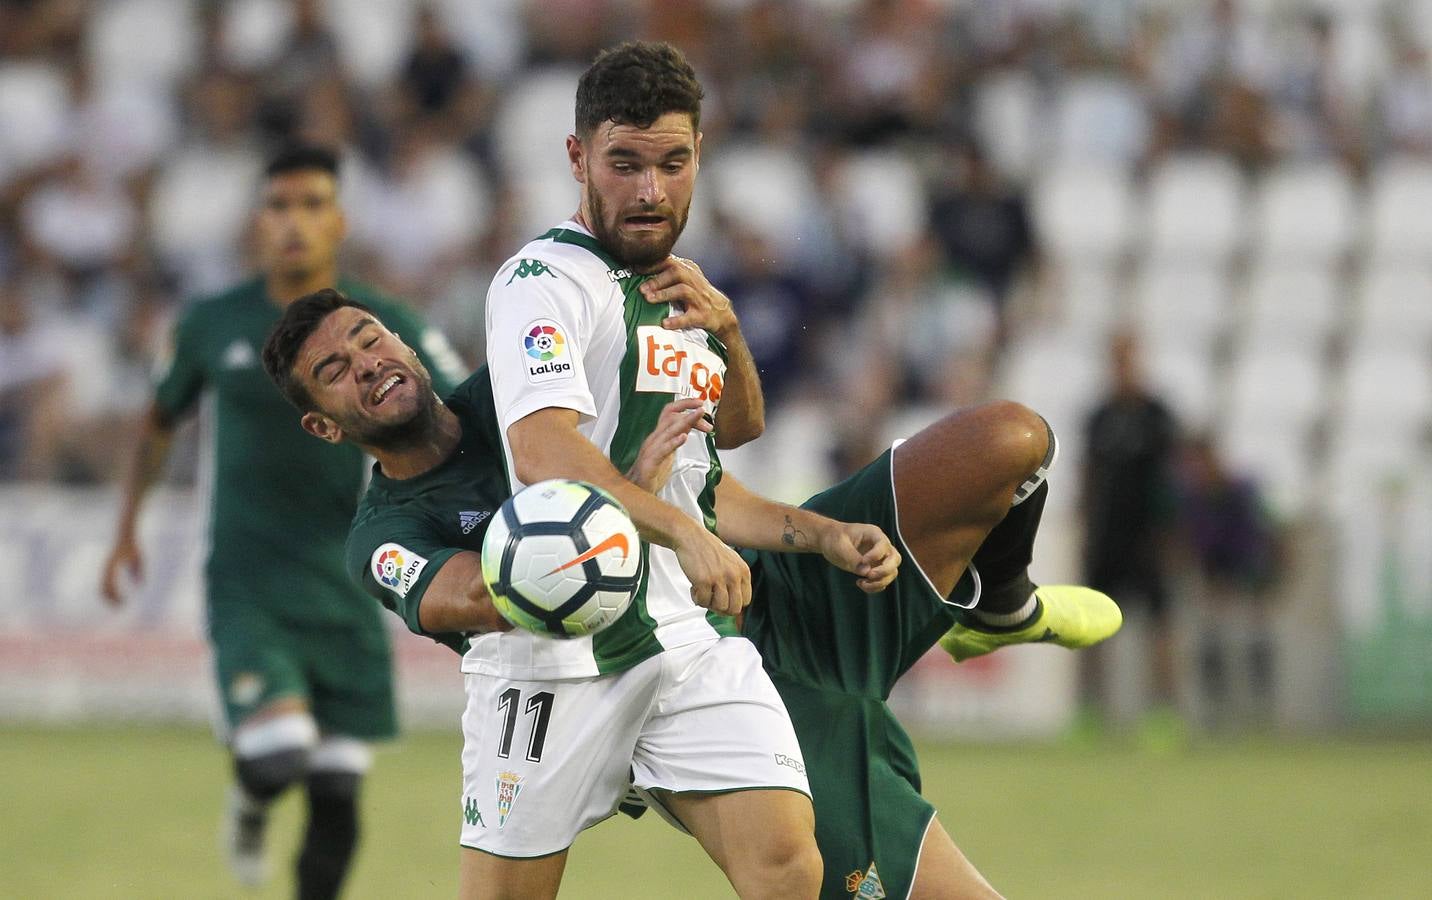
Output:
[939, 585, 1122, 663]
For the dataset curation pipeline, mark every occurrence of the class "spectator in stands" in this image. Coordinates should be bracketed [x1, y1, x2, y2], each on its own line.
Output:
[1080, 330, 1181, 725]
[927, 139, 1040, 341]
[1176, 434, 1283, 728]
[0, 279, 68, 480]
[1372, 30, 1432, 157]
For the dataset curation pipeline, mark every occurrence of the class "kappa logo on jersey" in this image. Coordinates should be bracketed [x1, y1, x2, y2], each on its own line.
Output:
[495, 771, 524, 828]
[634, 325, 725, 415]
[463, 796, 485, 828]
[372, 543, 428, 597]
[846, 861, 887, 899]
[222, 339, 256, 370]
[459, 510, 491, 535]
[506, 258, 558, 284]
[521, 319, 574, 384]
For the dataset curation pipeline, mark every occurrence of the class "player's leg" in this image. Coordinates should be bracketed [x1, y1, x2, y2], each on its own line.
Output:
[455, 660, 661, 899]
[459, 848, 569, 900]
[214, 612, 316, 887]
[654, 788, 821, 899]
[297, 622, 397, 899]
[910, 817, 1002, 900]
[296, 736, 371, 900]
[633, 638, 820, 900]
[890, 399, 1050, 599]
[888, 401, 1121, 659]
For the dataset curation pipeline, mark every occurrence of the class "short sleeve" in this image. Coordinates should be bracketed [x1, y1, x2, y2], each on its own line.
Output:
[485, 256, 598, 433]
[346, 510, 462, 640]
[152, 308, 206, 425]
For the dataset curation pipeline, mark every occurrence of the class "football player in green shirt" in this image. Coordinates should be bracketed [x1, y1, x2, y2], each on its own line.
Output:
[264, 287, 1119, 900]
[101, 146, 465, 899]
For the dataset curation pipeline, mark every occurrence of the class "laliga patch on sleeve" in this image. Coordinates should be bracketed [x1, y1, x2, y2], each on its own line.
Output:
[371, 543, 428, 598]
[520, 318, 575, 384]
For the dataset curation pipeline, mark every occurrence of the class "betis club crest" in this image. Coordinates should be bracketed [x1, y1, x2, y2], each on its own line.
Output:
[846, 861, 886, 899]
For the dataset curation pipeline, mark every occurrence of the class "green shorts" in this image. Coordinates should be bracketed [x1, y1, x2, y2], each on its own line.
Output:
[742, 447, 978, 899]
[208, 603, 397, 741]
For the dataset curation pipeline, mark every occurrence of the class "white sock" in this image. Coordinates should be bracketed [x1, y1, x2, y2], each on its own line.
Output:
[971, 592, 1038, 627]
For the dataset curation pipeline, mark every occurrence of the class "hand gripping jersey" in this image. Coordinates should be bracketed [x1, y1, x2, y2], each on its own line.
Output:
[482, 222, 738, 680]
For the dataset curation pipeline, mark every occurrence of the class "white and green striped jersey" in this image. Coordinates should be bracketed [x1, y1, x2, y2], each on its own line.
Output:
[483, 221, 737, 680]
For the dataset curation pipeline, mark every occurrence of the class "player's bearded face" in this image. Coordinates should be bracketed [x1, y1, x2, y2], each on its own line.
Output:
[577, 114, 698, 271]
[301, 309, 437, 450]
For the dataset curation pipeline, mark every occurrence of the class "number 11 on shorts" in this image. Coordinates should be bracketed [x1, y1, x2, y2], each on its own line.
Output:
[497, 688, 554, 763]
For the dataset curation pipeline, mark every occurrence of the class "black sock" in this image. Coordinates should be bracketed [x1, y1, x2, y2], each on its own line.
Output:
[297, 771, 361, 900]
[234, 748, 308, 804]
[971, 480, 1049, 615]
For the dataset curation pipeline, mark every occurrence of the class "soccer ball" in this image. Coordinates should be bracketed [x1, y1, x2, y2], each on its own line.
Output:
[481, 479, 642, 638]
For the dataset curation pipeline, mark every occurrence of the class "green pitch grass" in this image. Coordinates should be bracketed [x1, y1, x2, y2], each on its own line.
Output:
[3, 727, 1429, 898]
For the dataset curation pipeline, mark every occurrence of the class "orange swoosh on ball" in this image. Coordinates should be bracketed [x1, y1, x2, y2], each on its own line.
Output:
[545, 533, 630, 576]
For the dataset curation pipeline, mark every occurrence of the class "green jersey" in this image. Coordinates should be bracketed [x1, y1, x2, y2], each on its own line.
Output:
[154, 276, 465, 625]
[345, 371, 511, 655]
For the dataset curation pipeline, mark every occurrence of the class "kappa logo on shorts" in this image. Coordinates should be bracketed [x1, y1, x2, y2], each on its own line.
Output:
[371, 543, 428, 597]
[495, 771, 524, 828]
[774, 753, 806, 774]
[463, 796, 486, 828]
[846, 861, 887, 898]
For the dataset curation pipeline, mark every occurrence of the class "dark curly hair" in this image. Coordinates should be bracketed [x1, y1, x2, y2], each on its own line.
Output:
[575, 41, 704, 138]
[262, 288, 373, 411]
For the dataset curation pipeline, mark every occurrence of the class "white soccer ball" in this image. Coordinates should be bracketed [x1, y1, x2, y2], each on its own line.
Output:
[481, 479, 642, 638]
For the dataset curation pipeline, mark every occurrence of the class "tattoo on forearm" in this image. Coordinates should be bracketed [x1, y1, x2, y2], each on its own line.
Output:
[782, 515, 807, 548]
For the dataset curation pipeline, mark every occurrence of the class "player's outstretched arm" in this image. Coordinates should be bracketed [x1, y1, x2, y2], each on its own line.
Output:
[625, 397, 711, 493]
[713, 475, 900, 594]
[413, 552, 513, 634]
[101, 403, 177, 606]
[508, 407, 751, 615]
[640, 257, 764, 449]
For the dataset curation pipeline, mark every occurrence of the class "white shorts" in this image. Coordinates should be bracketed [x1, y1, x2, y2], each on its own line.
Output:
[458, 636, 810, 857]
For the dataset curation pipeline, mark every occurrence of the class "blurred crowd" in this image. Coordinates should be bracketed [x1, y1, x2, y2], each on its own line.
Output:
[3, 0, 1432, 485]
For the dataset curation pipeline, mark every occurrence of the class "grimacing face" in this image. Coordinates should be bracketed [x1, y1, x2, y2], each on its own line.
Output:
[567, 112, 700, 271]
[256, 169, 346, 282]
[295, 306, 436, 449]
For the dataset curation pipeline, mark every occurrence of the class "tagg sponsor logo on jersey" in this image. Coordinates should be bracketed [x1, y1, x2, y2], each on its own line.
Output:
[846, 861, 887, 898]
[372, 543, 428, 597]
[522, 319, 574, 383]
[634, 325, 725, 415]
[495, 771, 524, 828]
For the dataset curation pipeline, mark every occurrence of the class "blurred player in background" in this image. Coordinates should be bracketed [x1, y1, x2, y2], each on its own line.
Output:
[262, 288, 1120, 900]
[100, 146, 465, 899]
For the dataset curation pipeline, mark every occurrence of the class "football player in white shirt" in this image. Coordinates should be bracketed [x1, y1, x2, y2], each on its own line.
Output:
[476, 41, 896, 899]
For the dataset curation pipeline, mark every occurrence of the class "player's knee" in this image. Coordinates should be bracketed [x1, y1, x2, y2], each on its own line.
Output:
[980, 400, 1049, 484]
[234, 747, 309, 802]
[749, 831, 823, 897]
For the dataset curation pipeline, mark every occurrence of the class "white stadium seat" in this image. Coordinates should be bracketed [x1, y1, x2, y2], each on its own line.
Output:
[1354, 263, 1432, 351]
[1365, 157, 1432, 263]
[1337, 346, 1432, 437]
[1128, 260, 1230, 353]
[1242, 261, 1341, 348]
[708, 143, 820, 255]
[830, 150, 927, 256]
[1225, 345, 1326, 434]
[1144, 154, 1247, 264]
[1145, 346, 1220, 431]
[0, 63, 69, 179]
[1250, 162, 1358, 261]
[1033, 163, 1135, 264]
